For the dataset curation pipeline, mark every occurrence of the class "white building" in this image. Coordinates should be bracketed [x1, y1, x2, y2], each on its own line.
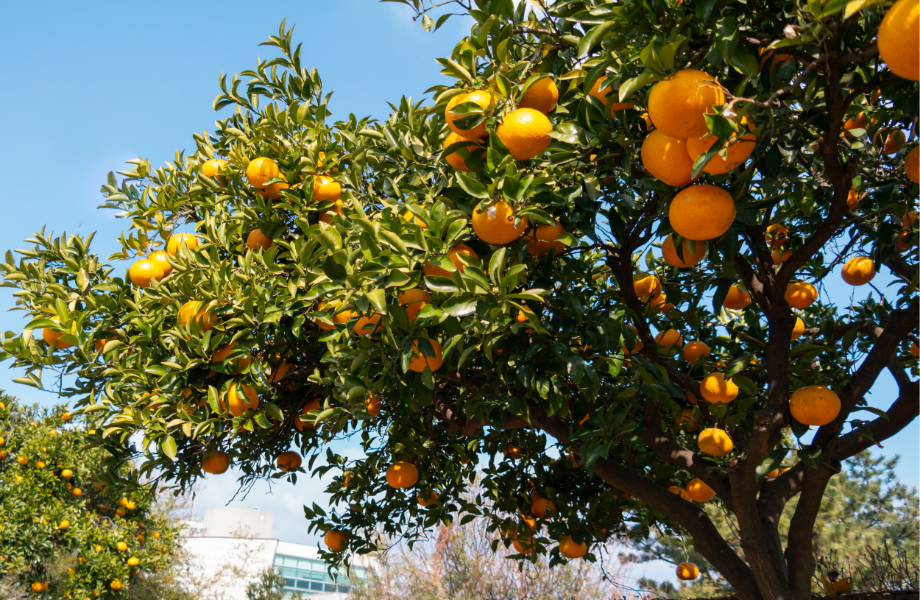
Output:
[183, 507, 370, 600]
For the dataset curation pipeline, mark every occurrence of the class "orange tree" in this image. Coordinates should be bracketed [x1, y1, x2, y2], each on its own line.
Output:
[0, 1, 917, 599]
[0, 395, 182, 597]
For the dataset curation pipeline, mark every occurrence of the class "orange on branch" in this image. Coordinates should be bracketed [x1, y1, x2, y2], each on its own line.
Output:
[791, 317, 805, 342]
[842, 256, 875, 286]
[211, 342, 251, 374]
[518, 77, 559, 114]
[257, 173, 289, 200]
[641, 129, 695, 187]
[353, 312, 381, 336]
[417, 491, 438, 507]
[878, 0, 919, 81]
[874, 128, 906, 155]
[685, 478, 715, 502]
[201, 158, 226, 180]
[677, 408, 698, 432]
[723, 285, 751, 310]
[655, 329, 683, 349]
[623, 325, 643, 355]
[246, 229, 273, 251]
[647, 69, 726, 138]
[785, 282, 818, 308]
[225, 383, 259, 417]
[847, 188, 861, 209]
[245, 157, 279, 188]
[324, 530, 348, 552]
[700, 373, 738, 403]
[649, 293, 674, 313]
[364, 393, 381, 416]
[472, 200, 527, 244]
[318, 198, 345, 223]
[789, 386, 841, 426]
[531, 496, 556, 518]
[684, 341, 710, 363]
[697, 428, 734, 457]
[313, 175, 341, 202]
[443, 131, 485, 172]
[765, 223, 789, 248]
[398, 289, 431, 323]
[558, 536, 587, 559]
[512, 536, 534, 554]
[276, 451, 302, 472]
[588, 77, 634, 114]
[633, 272, 662, 299]
[147, 250, 173, 278]
[685, 123, 756, 175]
[178, 301, 216, 332]
[128, 259, 165, 288]
[202, 451, 230, 475]
[668, 486, 691, 501]
[386, 461, 419, 488]
[535, 220, 565, 241]
[668, 185, 736, 241]
[41, 316, 76, 350]
[296, 399, 321, 432]
[906, 146, 920, 183]
[843, 112, 866, 134]
[496, 108, 553, 160]
[409, 339, 443, 373]
[446, 90, 492, 138]
[661, 235, 706, 268]
[166, 233, 198, 256]
[677, 563, 700, 580]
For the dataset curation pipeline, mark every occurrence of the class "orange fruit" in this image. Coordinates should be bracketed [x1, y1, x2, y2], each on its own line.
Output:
[93, 334, 117, 352]
[496, 108, 553, 160]
[71, 487, 82, 496]
[386, 461, 419, 488]
[647, 70, 726, 138]
[202, 158, 226, 179]
[58, 519, 69, 529]
[649, 293, 674, 312]
[398, 289, 431, 323]
[446, 90, 492, 138]
[677, 562, 700, 580]
[875, 128, 906, 155]
[661, 235, 706, 268]
[843, 112, 866, 134]
[512, 536, 535, 554]
[558, 535, 587, 559]
[148, 250, 173, 278]
[364, 393, 381, 416]
[443, 131, 485, 172]
[668, 185, 736, 241]
[622, 325, 643, 355]
[641, 130, 695, 187]
[526, 237, 565, 257]
[842, 256, 875, 286]
[878, 0, 919, 81]
[116, 542, 128, 551]
[519, 78, 559, 114]
[166, 233, 198, 256]
[257, 173, 289, 200]
[128, 259, 165, 288]
[847, 188, 861, 209]
[424, 243, 479, 277]
[295, 399, 321, 432]
[683, 341, 710, 363]
[127, 557, 139, 566]
[202, 451, 230, 474]
[676, 408, 698, 432]
[785, 282, 818, 308]
[531, 496, 556, 518]
[633, 272, 662, 299]
[61, 469, 73, 479]
[315, 301, 354, 331]
[409, 339, 443, 373]
[318, 199, 345, 223]
[472, 200, 528, 244]
[246, 229, 272, 251]
[685, 478, 715, 502]
[506, 443, 524, 459]
[766, 223, 789, 248]
[723, 285, 751, 310]
[246, 157, 279, 188]
[697, 428, 733, 457]
[905, 146, 920, 183]
[700, 373, 738, 403]
[276, 451, 302, 472]
[588, 77, 634, 114]
[178, 301, 216, 332]
[791, 317, 805, 342]
[655, 329, 683, 349]
[639, 111, 653, 130]
[417, 491, 438, 507]
[42, 316, 76, 350]
[353, 313, 381, 336]
[668, 486, 691, 501]
[313, 176, 341, 202]
[324, 530, 348, 552]
[225, 383, 259, 417]
[211, 342, 251, 374]
[685, 122, 756, 175]
[110, 581, 123, 591]
[789, 385, 841, 426]
[535, 221, 565, 241]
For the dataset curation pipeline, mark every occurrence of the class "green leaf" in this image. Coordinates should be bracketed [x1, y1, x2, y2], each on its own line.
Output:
[488, 248, 507, 284]
[619, 71, 660, 103]
[440, 297, 479, 317]
[367, 288, 387, 315]
[455, 173, 490, 199]
[161, 435, 178, 460]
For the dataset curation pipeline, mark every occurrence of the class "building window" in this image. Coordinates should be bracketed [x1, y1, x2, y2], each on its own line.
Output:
[274, 554, 358, 596]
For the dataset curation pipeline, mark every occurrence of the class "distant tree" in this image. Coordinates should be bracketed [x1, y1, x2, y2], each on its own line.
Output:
[630, 452, 919, 597]
[245, 568, 303, 600]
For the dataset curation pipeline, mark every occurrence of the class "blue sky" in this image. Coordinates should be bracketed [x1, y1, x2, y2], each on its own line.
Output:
[0, 0, 916, 582]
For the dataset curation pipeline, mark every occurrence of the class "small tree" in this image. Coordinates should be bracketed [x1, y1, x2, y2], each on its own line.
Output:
[245, 568, 303, 600]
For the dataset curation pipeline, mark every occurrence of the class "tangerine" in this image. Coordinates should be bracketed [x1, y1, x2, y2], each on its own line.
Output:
[518, 77, 559, 114]
[668, 185, 736, 241]
[641, 130, 695, 187]
[472, 200, 528, 244]
[409, 339, 443, 373]
[661, 235, 706, 268]
[842, 256, 875, 286]
[878, 0, 920, 81]
[496, 108, 553, 160]
[789, 385, 841, 426]
[647, 70, 726, 138]
[700, 373, 738, 403]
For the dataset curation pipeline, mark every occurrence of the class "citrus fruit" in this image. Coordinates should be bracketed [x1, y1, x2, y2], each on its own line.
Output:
[668, 185, 736, 241]
[409, 339, 443, 373]
[771, 248, 792, 264]
[246, 157, 279, 188]
[906, 146, 920, 183]
[365, 393, 381, 416]
[647, 69, 726, 138]
[201, 158, 226, 180]
[417, 491, 438, 507]
[846, 188, 861, 209]
[789, 386, 841, 426]
[535, 220, 565, 241]
[662, 235, 706, 268]
[623, 325, 643, 355]
[496, 108, 553, 160]
[353, 312, 381, 336]
[443, 131, 485, 172]
[506, 443, 524, 459]
[398, 289, 431, 323]
[641, 130, 695, 187]
[446, 90, 492, 138]
[842, 256, 875, 286]
[246, 229, 273, 251]
[700, 373, 738, 403]
[276, 451, 302, 471]
[723, 285, 751, 310]
[531, 496, 556, 518]
[649, 293, 674, 312]
[655, 329, 683, 349]
[318, 199, 344, 223]
[765, 223, 789, 248]
[313, 175, 341, 202]
[685, 123, 756, 175]
[677, 408, 698, 432]
[315, 301, 353, 331]
[785, 282, 818, 308]
[697, 428, 734, 457]
[225, 383, 259, 417]
[128, 259, 165, 288]
[844, 112, 866, 134]
[875, 128, 906, 155]
[791, 317, 805, 342]
[677, 563, 700, 580]
[178, 301, 216, 332]
[685, 478, 715, 502]
[668, 486, 691, 501]
[148, 250, 173, 277]
[424, 243, 479, 277]
[42, 316, 75, 350]
[258, 173, 289, 200]
[324, 530, 348, 552]
[127, 557, 139, 566]
[386, 461, 419, 488]
[519, 77, 559, 114]
[588, 77, 634, 114]
[684, 341, 710, 363]
[472, 200, 528, 244]
[633, 272, 662, 299]
[558, 535, 587, 559]
[166, 233, 198, 256]
[878, 0, 919, 81]
[295, 399, 320, 432]
[211, 342, 252, 374]
[202, 451, 230, 475]
[512, 536, 534, 554]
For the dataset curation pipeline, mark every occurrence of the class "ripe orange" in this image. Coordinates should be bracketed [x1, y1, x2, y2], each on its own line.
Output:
[116, 542, 128, 552]
[166, 233, 198, 256]
[110, 580, 123, 590]
[258, 173, 289, 200]
[789, 385, 840, 426]
[526, 237, 565, 257]
[318, 199, 345, 223]
[874, 128, 906, 155]
[623, 325, 643, 355]
[386, 461, 419, 488]
[842, 256, 875, 286]
[472, 200, 528, 244]
[878, 0, 919, 81]
[211, 342, 251, 374]
[246, 229, 273, 251]
[313, 176, 341, 202]
[785, 282, 818, 308]
[201, 158, 226, 179]
[668, 185, 736, 241]
[276, 451, 302, 472]
[496, 108, 553, 160]
[791, 317, 805, 342]
[647, 69, 726, 138]
[697, 428, 733, 457]
[31, 582, 44, 592]
[766, 223, 789, 248]
[661, 235, 706, 268]
[700, 373, 738, 403]
[148, 250, 173, 278]
[685, 478, 715, 502]
[846, 188, 861, 209]
[723, 285, 751, 310]
[535, 220, 565, 241]
[446, 90, 492, 138]
[365, 393, 381, 416]
[409, 339, 443, 373]
[684, 341, 710, 363]
[655, 329, 683, 349]
[668, 485, 691, 501]
[246, 157, 279, 188]
[531, 496, 556, 518]
[295, 399, 321, 432]
[128, 259, 165, 288]
[127, 557, 140, 566]
[633, 272, 662, 299]
[685, 123, 756, 175]
[676, 408, 698, 432]
[202, 451, 230, 475]
[906, 146, 920, 183]
[353, 312, 381, 336]
[641, 130, 695, 187]
[443, 131, 485, 172]
[424, 243, 478, 277]
[519, 78, 559, 114]
[71, 488, 82, 496]
[225, 383, 259, 417]
[42, 316, 76, 350]
[417, 491, 438, 507]
[512, 536, 535, 554]
[398, 289, 431, 323]
[677, 562, 700, 580]
[588, 77, 634, 114]
[315, 301, 354, 331]
[649, 293, 674, 312]
[558, 535, 587, 559]
[844, 112, 866, 134]
[61, 468, 73, 479]
[178, 301, 216, 332]
[58, 519, 69, 529]
[324, 530, 348, 552]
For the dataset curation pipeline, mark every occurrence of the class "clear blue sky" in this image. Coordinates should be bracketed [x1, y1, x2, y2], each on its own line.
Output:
[0, 0, 915, 568]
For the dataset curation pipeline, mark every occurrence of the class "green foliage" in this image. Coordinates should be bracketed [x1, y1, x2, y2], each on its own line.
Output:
[0, 395, 184, 598]
[245, 568, 303, 600]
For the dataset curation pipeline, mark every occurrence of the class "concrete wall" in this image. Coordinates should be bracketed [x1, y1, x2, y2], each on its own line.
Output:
[202, 507, 273, 539]
[183, 536, 278, 600]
